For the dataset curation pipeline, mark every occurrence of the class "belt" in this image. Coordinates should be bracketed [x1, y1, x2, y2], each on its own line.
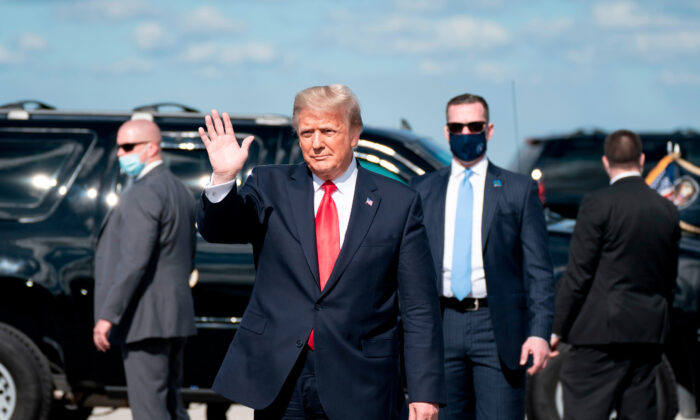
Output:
[441, 297, 488, 312]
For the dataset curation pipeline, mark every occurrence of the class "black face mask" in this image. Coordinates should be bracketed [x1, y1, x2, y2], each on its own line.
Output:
[449, 131, 487, 162]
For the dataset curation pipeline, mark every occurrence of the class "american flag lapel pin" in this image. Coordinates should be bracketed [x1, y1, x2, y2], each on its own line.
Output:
[493, 179, 502, 187]
[365, 197, 374, 207]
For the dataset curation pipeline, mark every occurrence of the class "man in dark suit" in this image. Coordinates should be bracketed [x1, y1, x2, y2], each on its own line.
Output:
[551, 129, 681, 420]
[411, 93, 555, 419]
[93, 119, 197, 420]
[196, 85, 444, 420]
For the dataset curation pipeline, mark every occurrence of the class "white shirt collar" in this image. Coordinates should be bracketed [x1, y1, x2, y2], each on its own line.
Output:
[137, 160, 163, 180]
[312, 158, 358, 195]
[610, 170, 641, 185]
[450, 155, 488, 179]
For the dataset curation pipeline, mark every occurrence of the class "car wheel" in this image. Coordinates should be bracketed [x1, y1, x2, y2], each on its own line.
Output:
[0, 322, 52, 420]
[526, 345, 678, 420]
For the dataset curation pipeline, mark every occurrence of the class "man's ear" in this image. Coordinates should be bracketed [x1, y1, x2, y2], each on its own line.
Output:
[602, 156, 611, 175]
[639, 153, 645, 171]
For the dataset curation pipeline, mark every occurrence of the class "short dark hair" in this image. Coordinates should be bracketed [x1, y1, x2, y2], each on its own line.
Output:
[604, 129, 642, 167]
[446, 93, 489, 122]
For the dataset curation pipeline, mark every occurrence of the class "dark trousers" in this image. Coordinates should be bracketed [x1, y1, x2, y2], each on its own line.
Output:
[440, 306, 525, 420]
[121, 337, 189, 420]
[254, 347, 329, 420]
[561, 344, 662, 420]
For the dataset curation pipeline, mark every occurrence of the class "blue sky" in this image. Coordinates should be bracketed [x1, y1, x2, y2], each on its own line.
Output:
[1, 0, 699, 167]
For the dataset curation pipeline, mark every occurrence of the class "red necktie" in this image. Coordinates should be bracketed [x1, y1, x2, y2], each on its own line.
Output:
[309, 181, 340, 349]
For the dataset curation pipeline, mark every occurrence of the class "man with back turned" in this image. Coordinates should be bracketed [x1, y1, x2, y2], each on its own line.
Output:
[551, 129, 681, 420]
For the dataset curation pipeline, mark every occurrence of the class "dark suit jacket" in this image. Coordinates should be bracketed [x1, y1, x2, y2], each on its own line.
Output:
[553, 176, 680, 345]
[411, 162, 555, 370]
[94, 165, 197, 343]
[198, 163, 445, 420]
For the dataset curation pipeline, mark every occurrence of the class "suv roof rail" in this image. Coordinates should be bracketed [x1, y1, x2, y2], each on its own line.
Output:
[133, 102, 200, 113]
[0, 100, 56, 110]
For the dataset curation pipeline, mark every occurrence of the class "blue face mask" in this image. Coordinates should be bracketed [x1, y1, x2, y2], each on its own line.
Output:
[449, 131, 487, 162]
[119, 152, 146, 177]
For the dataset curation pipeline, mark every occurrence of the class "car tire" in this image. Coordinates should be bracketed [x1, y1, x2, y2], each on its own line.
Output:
[0, 322, 53, 420]
[526, 345, 678, 420]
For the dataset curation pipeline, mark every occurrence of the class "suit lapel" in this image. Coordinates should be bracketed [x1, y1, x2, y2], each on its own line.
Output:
[287, 164, 320, 286]
[320, 166, 380, 298]
[481, 162, 502, 249]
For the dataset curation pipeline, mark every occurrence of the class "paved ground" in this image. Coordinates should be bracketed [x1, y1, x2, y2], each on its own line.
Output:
[88, 404, 254, 419]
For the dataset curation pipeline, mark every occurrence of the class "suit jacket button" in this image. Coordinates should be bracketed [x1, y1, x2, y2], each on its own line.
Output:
[314, 304, 322, 311]
[296, 340, 303, 347]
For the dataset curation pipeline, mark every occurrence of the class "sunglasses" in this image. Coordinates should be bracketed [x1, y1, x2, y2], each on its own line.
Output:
[447, 121, 487, 134]
[118, 141, 150, 152]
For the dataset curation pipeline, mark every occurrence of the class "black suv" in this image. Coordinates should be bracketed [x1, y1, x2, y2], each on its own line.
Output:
[512, 128, 700, 218]
[0, 101, 449, 420]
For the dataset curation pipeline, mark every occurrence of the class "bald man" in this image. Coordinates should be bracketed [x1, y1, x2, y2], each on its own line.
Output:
[93, 119, 197, 420]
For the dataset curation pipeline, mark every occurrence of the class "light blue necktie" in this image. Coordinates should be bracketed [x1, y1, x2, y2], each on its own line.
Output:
[451, 169, 473, 301]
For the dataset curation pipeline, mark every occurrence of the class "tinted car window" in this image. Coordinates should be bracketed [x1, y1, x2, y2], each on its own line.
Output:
[0, 129, 95, 220]
[515, 131, 700, 217]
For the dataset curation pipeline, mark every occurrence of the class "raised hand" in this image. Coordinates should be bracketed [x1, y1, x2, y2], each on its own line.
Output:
[198, 109, 255, 185]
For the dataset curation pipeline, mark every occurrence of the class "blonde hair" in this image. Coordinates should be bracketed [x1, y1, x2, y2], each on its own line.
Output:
[292, 84, 363, 133]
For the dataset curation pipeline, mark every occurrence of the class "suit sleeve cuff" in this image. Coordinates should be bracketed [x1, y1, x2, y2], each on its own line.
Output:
[528, 335, 550, 345]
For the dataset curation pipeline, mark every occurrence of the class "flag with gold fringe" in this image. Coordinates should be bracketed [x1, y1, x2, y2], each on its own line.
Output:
[646, 143, 700, 234]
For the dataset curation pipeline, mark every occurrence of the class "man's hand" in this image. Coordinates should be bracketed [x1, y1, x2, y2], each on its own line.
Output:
[550, 334, 561, 358]
[93, 319, 113, 352]
[520, 337, 550, 375]
[198, 109, 255, 185]
[409, 402, 438, 420]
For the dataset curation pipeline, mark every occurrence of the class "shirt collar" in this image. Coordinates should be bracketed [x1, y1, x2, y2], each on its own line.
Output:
[450, 155, 488, 179]
[312, 158, 358, 195]
[137, 160, 163, 180]
[610, 170, 641, 185]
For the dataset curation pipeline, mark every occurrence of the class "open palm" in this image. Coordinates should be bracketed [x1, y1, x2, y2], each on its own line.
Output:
[198, 109, 255, 185]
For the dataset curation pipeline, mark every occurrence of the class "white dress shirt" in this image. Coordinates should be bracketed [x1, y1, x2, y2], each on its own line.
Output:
[204, 159, 358, 248]
[136, 160, 163, 180]
[610, 170, 641, 185]
[442, 157, 488, 298]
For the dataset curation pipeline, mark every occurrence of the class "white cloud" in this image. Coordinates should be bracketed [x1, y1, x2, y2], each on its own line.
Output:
[180, 42, 278, 66]
[566, 46, 596, 64]
[180, 6, 246, 34]
[60, 0, 153, 21]
[132, 22, 173, 52]
[635, 31, 700, 56]
[329, 14, 510, 54]
[18, 34, 48, 52]
[524, 18, 575, 39]
[475, 61, 512, 82]
[94, 57, 153, 74]
[0, 44, 20, 64]
[394, 0, 446, 12]
[660, 70, 700, 86]
[418, 59, 451, 75]
[594, 1, 677, 28]
[200, 66, 225, 79]
[181, 42, 218, 63]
